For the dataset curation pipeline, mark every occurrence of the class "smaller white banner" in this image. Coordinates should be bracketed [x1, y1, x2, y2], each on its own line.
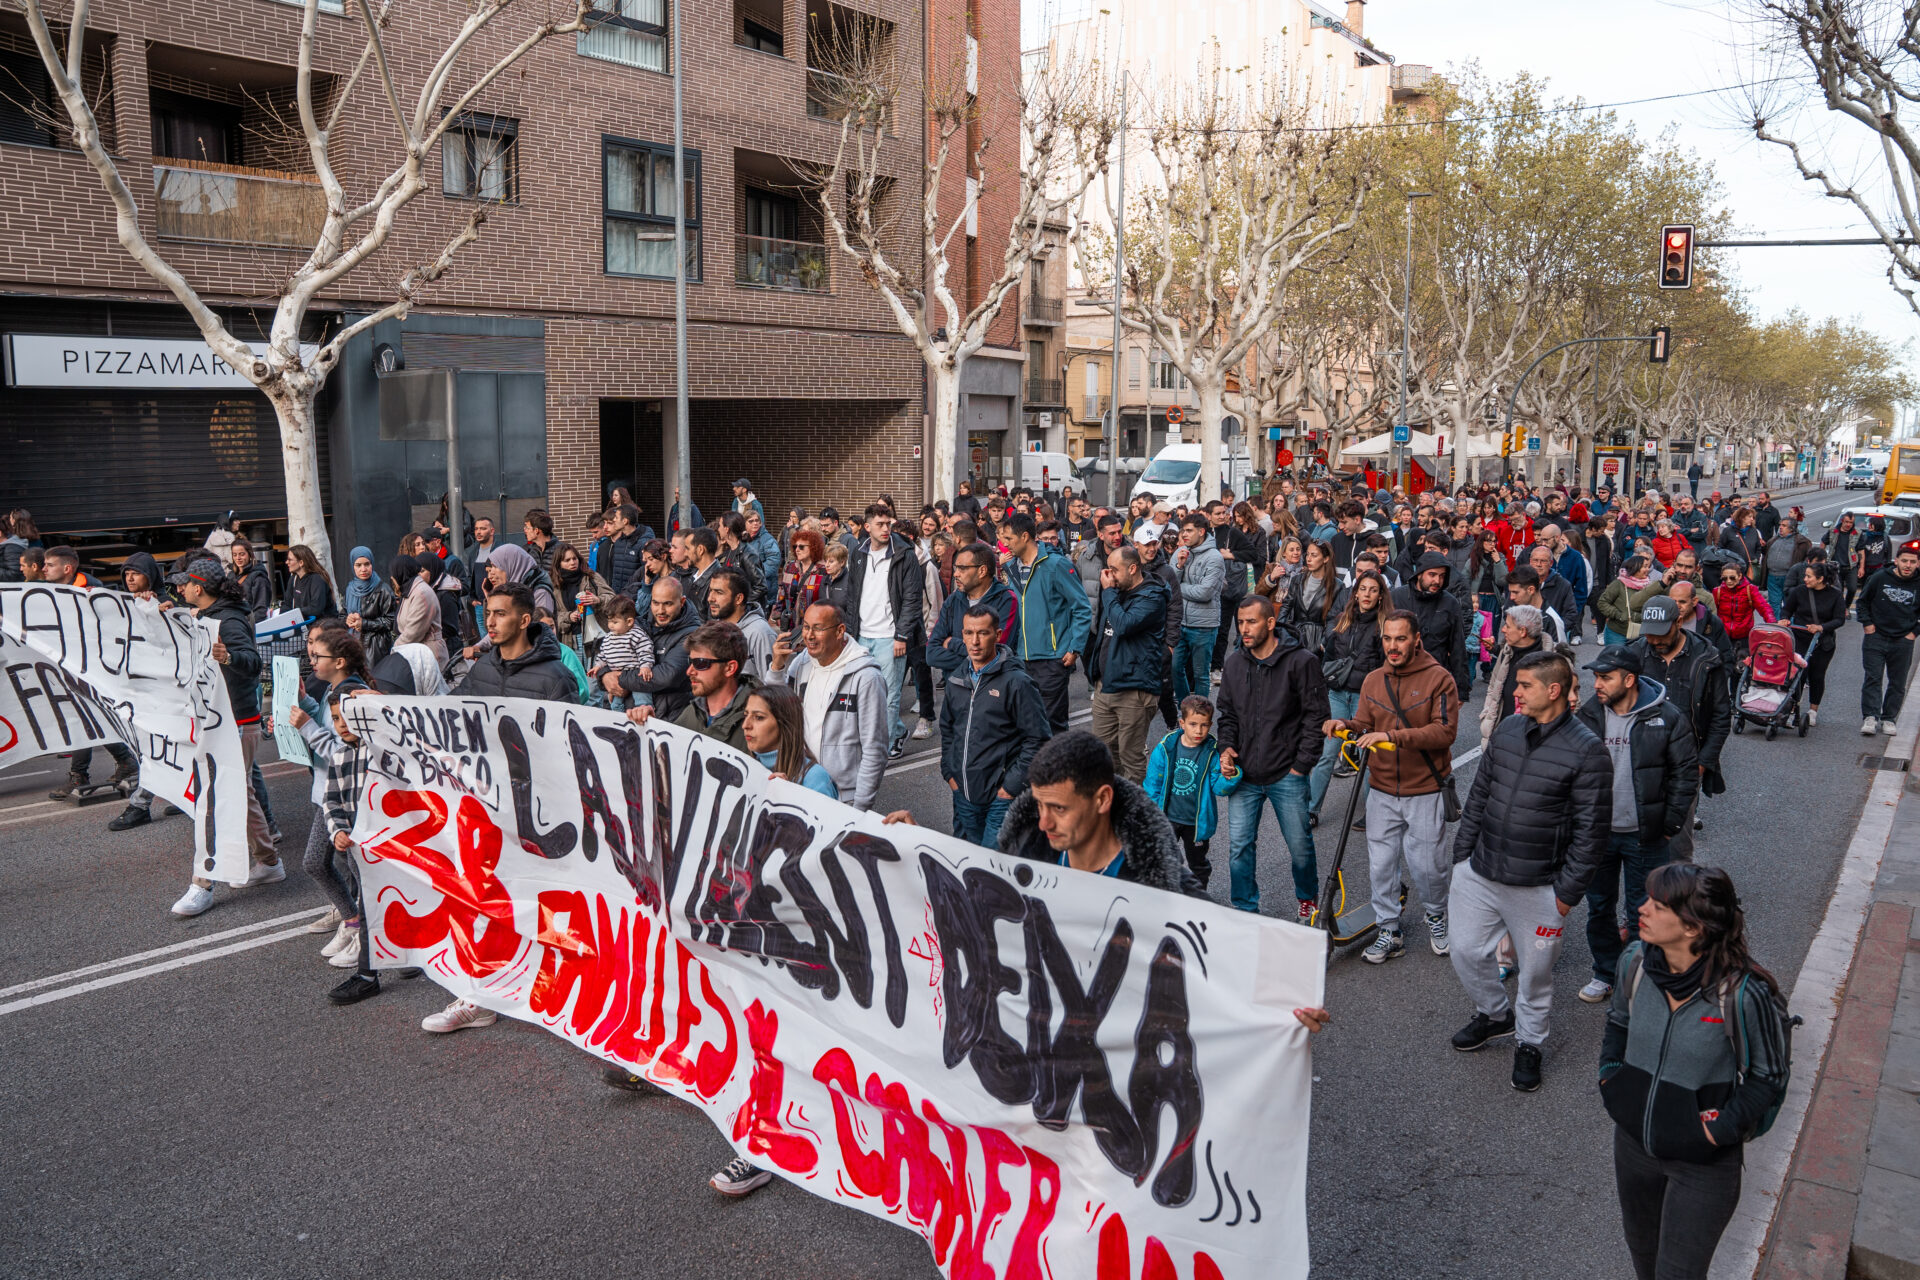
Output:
[2, 334, 315, 390]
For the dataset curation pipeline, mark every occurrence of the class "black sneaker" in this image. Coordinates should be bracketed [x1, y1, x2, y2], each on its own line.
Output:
[110, 757, 140, 791]
[107, 804, 151, 831]
[601, 1065, 665, 1095]
[1512, 1042, 1543, 1092]
[710, 1156, 774, 1197]
[49, 772, 88, 800]
[1350, 815, 1367, 831]
[1451, 1010, 1517, 1052]
[326, 973, 381, 1005]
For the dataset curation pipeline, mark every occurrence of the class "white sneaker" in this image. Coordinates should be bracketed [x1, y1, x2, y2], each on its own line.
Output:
[244, 859, 286, 886]
[1806, 707, 1817, 727]
[327, 932, 361, 969]
[1883, 718, 1899, 735]
[1578, 978, 1614, 1003]
[1425, 911, 1450, 956]
[321, 921, 356, 958]
[421, 998, 497, 1034]
[170, 884, 216, 917]
[1864, 717, 1880, 736]
[910, 719, 933, 740]
[307, 907, 343, 934]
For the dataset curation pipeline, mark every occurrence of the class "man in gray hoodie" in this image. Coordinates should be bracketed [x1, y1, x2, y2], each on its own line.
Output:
[771, 602, 890, 810]
[1171, 513, 1224, 704]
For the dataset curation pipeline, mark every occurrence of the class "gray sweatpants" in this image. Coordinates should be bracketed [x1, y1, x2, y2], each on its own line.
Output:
[1366, 789, 1451, 926]
[1448, 861, 1565, 1048]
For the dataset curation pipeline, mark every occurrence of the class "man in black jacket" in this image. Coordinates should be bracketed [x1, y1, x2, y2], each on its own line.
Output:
[1136, 528, 1184, 728]
[1217, 596, 1329, 921]
[846, 506, 924, 757]
[617, 578, 701, 720]
[940, 606, 1052, 847]
[1858, 541, 1920, 735]
[603, 502, 652, 598]
[1575, 646, 1698, 1004]
[1449, 650, 1612, 1092]
[454, 583, 580, 703]
[1087, 544, 1170, 783]
[1628, 594, 1731, 860]
[1393, 551, 1471, 700]
[1525, 544, 1581, 641]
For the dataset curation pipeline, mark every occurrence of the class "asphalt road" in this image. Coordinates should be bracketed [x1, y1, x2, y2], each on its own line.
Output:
[0, 483, 1885, 1280]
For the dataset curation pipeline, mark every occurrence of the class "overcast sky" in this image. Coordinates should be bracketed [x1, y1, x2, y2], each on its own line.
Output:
[1027, 0, 1919, 400]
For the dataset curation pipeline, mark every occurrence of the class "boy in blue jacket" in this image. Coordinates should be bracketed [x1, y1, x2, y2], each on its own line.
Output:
[1143, 695, 1241, 888]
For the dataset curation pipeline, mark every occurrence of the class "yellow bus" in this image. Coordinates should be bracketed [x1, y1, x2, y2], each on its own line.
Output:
[1883, 442, 1920, 505]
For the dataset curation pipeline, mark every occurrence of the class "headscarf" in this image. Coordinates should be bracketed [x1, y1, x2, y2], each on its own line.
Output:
[395, 642, 448, 696]
[343, 546, 375, 616]
[388, 554, 421, 593]
[485, 543, 555, 615]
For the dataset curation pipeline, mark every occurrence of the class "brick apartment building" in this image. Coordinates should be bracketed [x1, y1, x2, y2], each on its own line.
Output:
[0, 0, 1021, 571]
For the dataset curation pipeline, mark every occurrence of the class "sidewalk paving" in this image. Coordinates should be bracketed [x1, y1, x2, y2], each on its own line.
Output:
[1755, 753, 1920, 1280]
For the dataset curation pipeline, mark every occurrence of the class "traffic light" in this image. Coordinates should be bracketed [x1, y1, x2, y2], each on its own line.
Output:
[1659, 224, 1694, 289]
[1508, 418, 1527, 455]
[1649, 324, 1672, 363]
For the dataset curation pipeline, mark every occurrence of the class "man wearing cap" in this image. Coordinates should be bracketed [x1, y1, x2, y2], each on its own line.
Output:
[1857, 539, 1920, 735]
[1573, 644, 1698, 1003]
[731, 478, 765, 526]
[1628, 594, 1730, 860]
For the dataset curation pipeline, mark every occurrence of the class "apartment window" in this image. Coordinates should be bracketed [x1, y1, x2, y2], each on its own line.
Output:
[1150, 352, 1185, 391]
[604, 137, 700, 280]
[1028, 339, 1046, 368]
[741, 18, 784, 55]
[151, 90, 239, 165]
[743, 188, 798, 240]
[1085, 360, 1100, 395]
[0, 49, 54, 147]
[964, 175, 978, 238]
[442, 113, 518, 202]
[1128, 348, 1142, 389]
[580, 0, 668, 72]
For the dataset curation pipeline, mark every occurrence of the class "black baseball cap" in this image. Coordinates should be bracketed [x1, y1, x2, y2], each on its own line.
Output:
[1586, 644, 1645, 675]
[733, 477, 752, 490]
[1638, 597, 1678, 637]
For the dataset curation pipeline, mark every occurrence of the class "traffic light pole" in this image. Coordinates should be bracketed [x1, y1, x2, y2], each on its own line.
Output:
[1502, 333, 1656, 493]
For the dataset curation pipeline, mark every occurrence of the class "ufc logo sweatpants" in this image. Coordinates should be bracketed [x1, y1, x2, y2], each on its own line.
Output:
[1448, 861, 1565, 1048]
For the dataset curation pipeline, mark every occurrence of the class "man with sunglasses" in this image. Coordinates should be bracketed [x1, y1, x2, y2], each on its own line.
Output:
[628, 622, 757, 751]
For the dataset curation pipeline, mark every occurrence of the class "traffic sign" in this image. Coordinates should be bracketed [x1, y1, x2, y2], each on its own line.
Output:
[1527, 433, 1541, 452]
[1276, 448, 1295, 466]
[1602, 458, 1620, 474]
[1268, 426, 1282, 440]
[1165, 406, 1185, 425]
[1392, 423, 1410, 444]
[1642, 439, 1657, 455]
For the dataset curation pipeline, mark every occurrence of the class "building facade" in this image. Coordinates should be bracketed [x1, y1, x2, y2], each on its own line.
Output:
[0, 0, 1013, 570]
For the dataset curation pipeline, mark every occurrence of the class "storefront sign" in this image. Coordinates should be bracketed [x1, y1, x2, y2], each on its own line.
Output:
[2, 334, 313, 389]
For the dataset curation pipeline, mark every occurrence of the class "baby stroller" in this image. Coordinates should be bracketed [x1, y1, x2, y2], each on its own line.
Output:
[1732, 621, 1808, 740]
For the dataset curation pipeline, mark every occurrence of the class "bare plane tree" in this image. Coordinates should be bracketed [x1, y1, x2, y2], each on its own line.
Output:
[19, 0, 591, 573]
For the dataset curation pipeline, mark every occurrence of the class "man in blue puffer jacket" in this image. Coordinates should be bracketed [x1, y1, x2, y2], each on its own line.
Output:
[1000, 512, 1090, 733]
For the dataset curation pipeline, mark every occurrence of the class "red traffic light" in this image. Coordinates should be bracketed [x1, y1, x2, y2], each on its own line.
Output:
[1659, 224, 1694, 289]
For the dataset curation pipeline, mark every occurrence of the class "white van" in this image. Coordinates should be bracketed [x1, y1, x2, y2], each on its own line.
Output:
[1130, 443, 1255, 509]
[1018, 451, 1077, 494]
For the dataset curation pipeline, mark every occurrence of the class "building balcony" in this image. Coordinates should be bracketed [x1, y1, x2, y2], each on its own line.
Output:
[805, 66, 857, 120]
[1025, 377, 1064, 407]
[1081, 393, 1110, 423]
[1024, 294, 1063, 326]
[735, 233, 831, 293]
[154, 159, 325, 249]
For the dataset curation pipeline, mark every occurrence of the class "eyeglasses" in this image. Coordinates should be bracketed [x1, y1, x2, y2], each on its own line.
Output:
[799, 623, 839, 636]
[685, 656, 724, 671]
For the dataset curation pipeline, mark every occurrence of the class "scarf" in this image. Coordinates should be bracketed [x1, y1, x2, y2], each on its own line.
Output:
[343, 546, 375, 616]
[1642, 944, 1709, 1003]
[1619, 570, 1650, 592]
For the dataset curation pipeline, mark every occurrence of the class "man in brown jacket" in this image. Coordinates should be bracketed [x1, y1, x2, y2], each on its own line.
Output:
[1325, 609, 1460, 964]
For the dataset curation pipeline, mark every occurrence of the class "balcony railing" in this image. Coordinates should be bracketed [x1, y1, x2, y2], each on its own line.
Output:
[735, 233, 831, 293]
[1081, 394, 1111, 422]
[153, 158, 326, 249]
[1024, 294, 1064, 325]
[1025, 377, 1064, 406]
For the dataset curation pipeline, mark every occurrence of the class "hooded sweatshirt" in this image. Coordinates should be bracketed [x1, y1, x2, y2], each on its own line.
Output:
[1575, 676, 1699, 844]
[778, 638, 890, 809]
[1392, 551, 1471, 698]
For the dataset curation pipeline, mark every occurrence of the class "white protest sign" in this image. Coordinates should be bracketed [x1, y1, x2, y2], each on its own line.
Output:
[0, 584, 252, 884]
[344, 696, 1324, 1280]
[0, 626, 133, 765]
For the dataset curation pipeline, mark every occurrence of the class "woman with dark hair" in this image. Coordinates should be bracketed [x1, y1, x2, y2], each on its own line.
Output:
[775, 528, 829, 631]
[549, 539, 612, 657]
[743, 683, 837, 797]
[637, 538, 673, 595]
[1783, 559, 1845, 725]
[390, 553, 447, 664]
[1307, 570, 1390, 822]
[282, 544, 337, 621]
[1600, 863, 1791, 1280]
[1280, 539, 1338, 651]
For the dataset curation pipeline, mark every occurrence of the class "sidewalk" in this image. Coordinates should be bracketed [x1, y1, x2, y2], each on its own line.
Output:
[1746, 726, 1920, 1280]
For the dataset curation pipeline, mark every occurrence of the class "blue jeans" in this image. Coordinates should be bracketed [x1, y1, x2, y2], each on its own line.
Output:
[1227, 773, 1317, 913]
[1173, 624, 1217, 704]
[1586, 830, 1673, 983]
[857, 635, 908, 745]
[951, 790, 1011, 849]
[1765, 573, 1787, 619]
[1308, 689, 1360, 816]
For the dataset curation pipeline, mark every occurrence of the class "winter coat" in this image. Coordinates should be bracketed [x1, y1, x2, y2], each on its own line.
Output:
[451, 622, 579, 703]
[938, 647, 1052, 804]
[1479, 636, 1577, 741]
[999, 775, 1206, 898]
[846, 532, 926, 646]
[744, 530, 783, 594]
[0, 535, 27, 582]
[1628, 632, 1732, 777]
[1594, 579, 1636, 636]
[604, 531, 650, 598]
[1350, 648, 1460, 798]
[1142, 730, 1240, 842]
[553, 568, 614, 650]
[1088, 575, 1171, 695]
[1784, 582, 1846, 656]
[1539, 571, 1579, 634]
[283, 571, 336, 622]
[774, 641, 891, 809]
[1216, 628, 1330, 785]
[1318, 613, 1384, 694]
[1281, 570, 1338, 652]
[1003, 546, 1091, 662]
[1673, 509, 1711, 550]
[1651, 532, 1689, 568]
[1147, 556, 1184, 651]
[1600, 943, 1792, 1160]
[672, 674, 761, 752]
[1576, 677, 1700, 844]
[1712, 579, 1775, 642]
[352, 578, 398, 664]
[1465, 550, 1508, 600]
[1452, 708, 1612, 904]
[1858, 565, 1920, 637]
[1554, 545, 1591, 611]
[199, 598, 263, 724]
[395, 577, 447, 664]
[236, 561, 275, 621]
[1173, 535, 1227, 630]
[927, 581, 1018, 676]
[1392, 551, 1471, 699]
[620, 599, 702, 720]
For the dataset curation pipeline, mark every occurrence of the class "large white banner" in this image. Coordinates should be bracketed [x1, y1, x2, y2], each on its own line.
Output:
[0, 584, 251, 883]
[343, 695, 1325, 1280]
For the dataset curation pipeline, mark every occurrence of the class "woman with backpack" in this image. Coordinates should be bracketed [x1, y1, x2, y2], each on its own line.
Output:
[1307, 570, 1389, 823]
[1599, 863, 1792, 1280]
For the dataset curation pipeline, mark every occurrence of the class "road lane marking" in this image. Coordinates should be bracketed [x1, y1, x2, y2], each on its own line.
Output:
[0, 925, 320, 1018]
[0, 906, 328, 1001]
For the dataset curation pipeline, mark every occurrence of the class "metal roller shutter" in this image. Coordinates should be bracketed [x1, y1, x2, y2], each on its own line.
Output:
[0, 389, 330, 534]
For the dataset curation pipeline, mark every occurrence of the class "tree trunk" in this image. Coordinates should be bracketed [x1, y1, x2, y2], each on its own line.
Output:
[929, 360, 960, 506]
[1196, 377, 1226, 502]
[267, 386, 335, 585]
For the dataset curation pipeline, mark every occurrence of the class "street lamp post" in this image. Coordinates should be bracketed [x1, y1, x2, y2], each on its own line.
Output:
[1399, 192, 1432, 492]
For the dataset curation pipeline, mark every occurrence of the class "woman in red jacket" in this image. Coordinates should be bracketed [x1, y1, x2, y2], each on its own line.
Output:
[1713, 559, 1775, 651]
